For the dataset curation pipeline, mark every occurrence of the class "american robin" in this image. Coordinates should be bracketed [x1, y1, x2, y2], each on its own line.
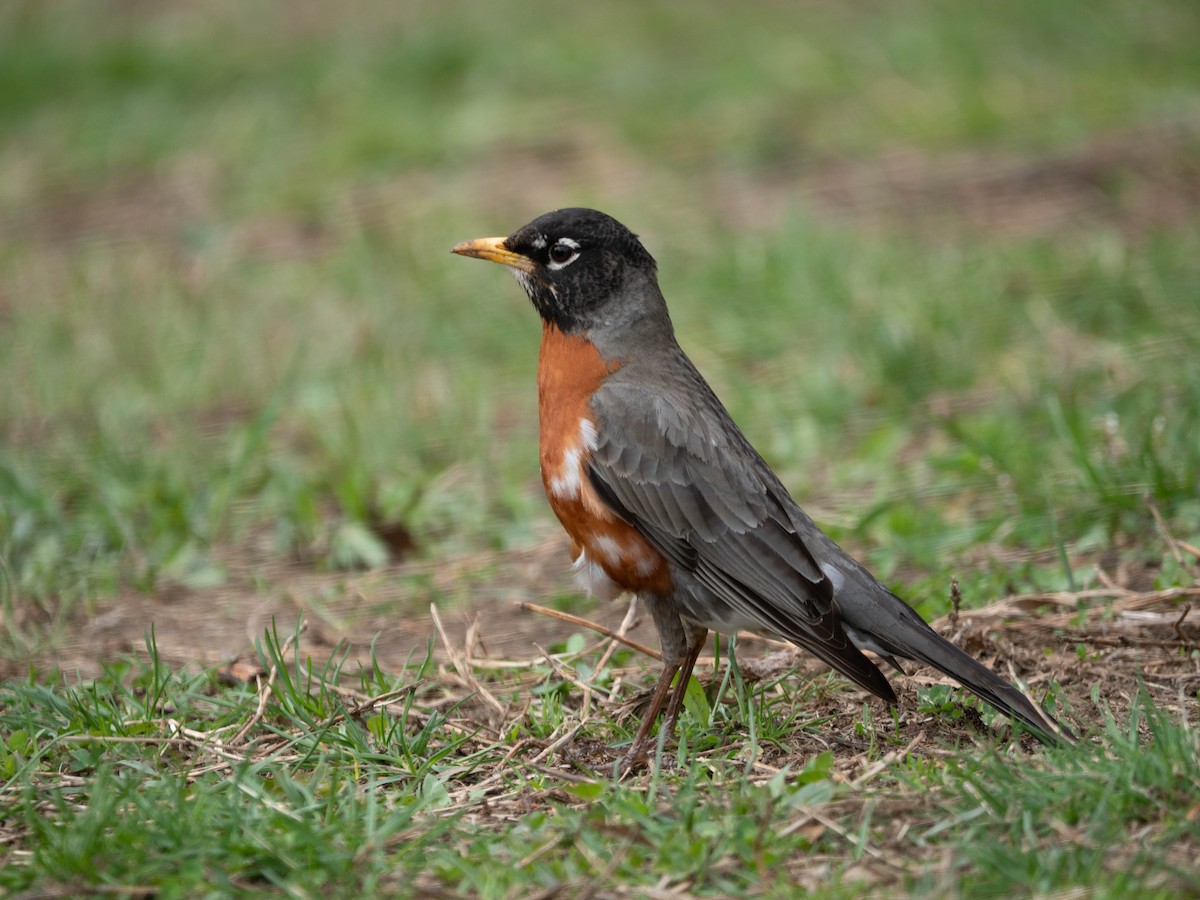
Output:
[452, 208, 1073, 765]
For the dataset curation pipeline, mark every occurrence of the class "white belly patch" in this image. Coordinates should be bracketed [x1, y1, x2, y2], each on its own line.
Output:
[571, 547, 623, 601]
[548, 417, 599, 500]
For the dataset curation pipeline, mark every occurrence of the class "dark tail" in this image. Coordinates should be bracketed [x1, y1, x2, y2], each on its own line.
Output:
[839, 589, 1075, 745]
[899, 625, 1075, 744]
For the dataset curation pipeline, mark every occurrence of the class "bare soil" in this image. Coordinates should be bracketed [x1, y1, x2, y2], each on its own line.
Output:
[17, 516, 1200, 769]
[9, 120, 1198, 260]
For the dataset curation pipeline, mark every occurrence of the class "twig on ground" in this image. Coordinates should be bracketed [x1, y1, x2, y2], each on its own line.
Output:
[526, 718, 590, 768]
[231, 619, 307, 746]
[536, 641, 613, 706]
[590, 596, 640, 684]
[321, 683, 425, 728]
[1095, 564, 1121, 591]
[806, 809, 890, 863]
[518, 601, 662, 660]
[431, 603, 506, 717]
[1175, 604, 1192, 640]
[1146, 492, 1186, 567]
[851, 735, 925, 788]
[727, 630, 794, 650]
[932, 586, 1200, 633]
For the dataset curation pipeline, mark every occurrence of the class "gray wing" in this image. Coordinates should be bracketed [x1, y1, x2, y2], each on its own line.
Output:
[587, 372, 897, 703]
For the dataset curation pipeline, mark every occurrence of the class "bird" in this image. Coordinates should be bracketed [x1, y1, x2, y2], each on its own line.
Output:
[452, 208, 1074, 766]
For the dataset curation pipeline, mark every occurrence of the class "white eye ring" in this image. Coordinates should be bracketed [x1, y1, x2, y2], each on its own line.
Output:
[547, 238, 581, 269]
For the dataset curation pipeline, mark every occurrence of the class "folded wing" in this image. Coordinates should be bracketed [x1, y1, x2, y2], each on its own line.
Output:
[587, 373, 897, 703]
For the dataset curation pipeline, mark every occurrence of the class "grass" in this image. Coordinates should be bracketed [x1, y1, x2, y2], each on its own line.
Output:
[2, 0, 1200, 895]
[1, 629, 1196, 897]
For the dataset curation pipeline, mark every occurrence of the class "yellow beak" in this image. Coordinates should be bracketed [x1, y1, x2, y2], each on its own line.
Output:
[450, 236, 536, 273]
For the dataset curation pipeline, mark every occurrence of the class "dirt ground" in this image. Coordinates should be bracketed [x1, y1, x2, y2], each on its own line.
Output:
[19, 513, 1200, 757]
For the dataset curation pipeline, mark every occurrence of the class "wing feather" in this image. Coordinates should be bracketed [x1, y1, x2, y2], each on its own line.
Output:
[588, 372, 896, 702]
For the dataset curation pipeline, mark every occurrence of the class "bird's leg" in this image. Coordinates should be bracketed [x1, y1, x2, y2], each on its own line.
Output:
[621, 659, 681, 771]
[660, 627, 708, 736]
[621, 601, 704, 772]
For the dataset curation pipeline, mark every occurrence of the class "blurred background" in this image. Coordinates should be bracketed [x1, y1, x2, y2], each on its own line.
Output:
[2, 0, 1199, 675]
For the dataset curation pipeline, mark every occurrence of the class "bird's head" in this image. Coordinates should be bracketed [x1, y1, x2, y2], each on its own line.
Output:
[452, 208, 661, 334]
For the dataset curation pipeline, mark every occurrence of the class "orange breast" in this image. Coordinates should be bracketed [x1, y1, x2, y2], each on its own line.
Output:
[537, 323, 673, 596]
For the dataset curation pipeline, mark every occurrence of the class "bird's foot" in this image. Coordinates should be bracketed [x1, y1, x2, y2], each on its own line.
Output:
[615, 750, 648, 778]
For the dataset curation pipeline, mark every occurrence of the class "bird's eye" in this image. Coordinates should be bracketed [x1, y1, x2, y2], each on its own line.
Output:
[548, 241, 578, 265]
